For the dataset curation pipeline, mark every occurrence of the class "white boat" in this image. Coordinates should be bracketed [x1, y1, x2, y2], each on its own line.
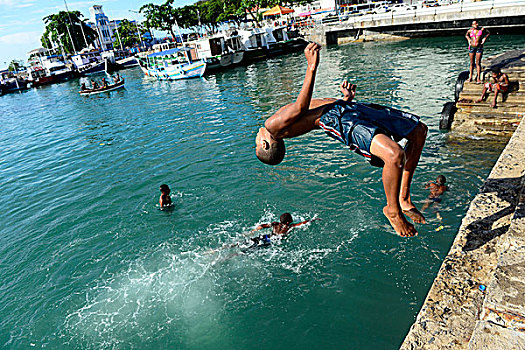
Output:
[185, 36, 244, 71]
[139, 47, 206, 80]
[71, 51, 106, 75]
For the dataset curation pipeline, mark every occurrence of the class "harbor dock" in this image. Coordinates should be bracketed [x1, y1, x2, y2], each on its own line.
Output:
[305, 0, 525, 45]
[452, 50, 525, 137]
[401, 51, 525, 349]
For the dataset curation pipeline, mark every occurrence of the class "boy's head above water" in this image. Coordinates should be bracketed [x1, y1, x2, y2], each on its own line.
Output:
[436, 175, 446, 185]
[280, 213, 293, 225]
[160, 184, 170, 194]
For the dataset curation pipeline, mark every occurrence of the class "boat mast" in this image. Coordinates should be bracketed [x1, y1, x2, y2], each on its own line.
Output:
[63, 0, 78, 54]
[173, 20, 191, 64]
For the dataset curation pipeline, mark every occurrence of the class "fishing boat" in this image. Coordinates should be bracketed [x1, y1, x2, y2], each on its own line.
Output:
[138, 47, 206, 80]
[79, 78, 125, 95]
[185, 35, 244, 71]
[238, 28, 271, 63]
[0, 77, 30, 94]
[265, 26, 309, 56]
[71, 51, 106, 76]
[27, 48, 74, 86]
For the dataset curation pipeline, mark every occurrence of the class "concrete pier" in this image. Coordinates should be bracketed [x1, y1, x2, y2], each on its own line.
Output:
[304, 0, 525, 45]
[400, 114, 525, 349]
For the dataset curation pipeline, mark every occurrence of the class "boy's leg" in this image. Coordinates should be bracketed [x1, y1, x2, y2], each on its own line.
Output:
[421, 197, 431, 212]
[476, 84, 489, 102]
[492, 86, 500, 108]
[475, 52, 483, 83]
[467, 52, 475, 82]
[399, 123, 428, 224]
[370, 134, 417, 237]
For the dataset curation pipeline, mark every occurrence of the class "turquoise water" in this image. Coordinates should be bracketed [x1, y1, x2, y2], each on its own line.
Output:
[1, 35, 524, 349]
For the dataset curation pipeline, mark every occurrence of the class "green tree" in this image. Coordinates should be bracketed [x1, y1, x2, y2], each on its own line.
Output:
[113, 19, 146, 49]
[8, 59, 24, 72]
[41, 11, 97, 54]
[235, 0, 272, 27]
[140, 1, 178, 40]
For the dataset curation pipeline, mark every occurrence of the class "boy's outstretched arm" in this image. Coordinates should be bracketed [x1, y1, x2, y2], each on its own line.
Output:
[250, 223, 271, 233]
[291, 218, 321, 227]
[265, 43, 321, 136]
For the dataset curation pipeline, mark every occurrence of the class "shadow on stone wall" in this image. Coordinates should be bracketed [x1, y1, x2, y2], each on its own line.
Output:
[463, 175, 524, 252]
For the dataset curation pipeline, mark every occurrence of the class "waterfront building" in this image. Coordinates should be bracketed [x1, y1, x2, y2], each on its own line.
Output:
[88, 5, 114, 51]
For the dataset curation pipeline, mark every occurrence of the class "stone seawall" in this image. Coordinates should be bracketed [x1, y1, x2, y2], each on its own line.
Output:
[304, 2, 525, 45]
[400, 116, 525, 349]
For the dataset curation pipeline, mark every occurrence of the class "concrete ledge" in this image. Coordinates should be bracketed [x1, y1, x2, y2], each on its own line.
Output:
[400, 116, 525, 349]
[468, 321, 525, 349]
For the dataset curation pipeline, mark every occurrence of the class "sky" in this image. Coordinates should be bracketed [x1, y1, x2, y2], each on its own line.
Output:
[0, 0, 196, 69]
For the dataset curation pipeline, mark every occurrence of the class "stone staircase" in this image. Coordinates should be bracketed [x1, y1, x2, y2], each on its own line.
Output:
[452, 67, 525, 137]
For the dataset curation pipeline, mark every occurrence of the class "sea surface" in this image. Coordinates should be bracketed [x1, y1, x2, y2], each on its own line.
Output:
[1, 35, 524, 349]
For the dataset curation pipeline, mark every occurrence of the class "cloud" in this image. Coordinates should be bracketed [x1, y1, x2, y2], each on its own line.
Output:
[0, 0, 37, 9]
[0, 31, 40, 45]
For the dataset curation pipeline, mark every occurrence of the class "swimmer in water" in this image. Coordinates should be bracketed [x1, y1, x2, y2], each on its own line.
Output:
[421, 175, 448, 221]
[255, 42, 428, 237]
[159, 184, 172, 208]
[248, 213, 319, 247]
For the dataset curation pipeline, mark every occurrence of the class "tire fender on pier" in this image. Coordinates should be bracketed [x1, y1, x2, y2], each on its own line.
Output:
[440, 101, 457, 130]
[455, 71, 470, 102]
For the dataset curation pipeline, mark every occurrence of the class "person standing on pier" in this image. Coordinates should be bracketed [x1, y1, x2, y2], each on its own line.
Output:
[255, 43, 428, 237]
[465, 20, 490, 83]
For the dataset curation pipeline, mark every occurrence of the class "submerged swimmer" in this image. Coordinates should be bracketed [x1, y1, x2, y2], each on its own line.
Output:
[208, 213, 319, 255]
[255, 42, 428, 237]
[248, 213, 319, 247]
[159, 184, 172, 208]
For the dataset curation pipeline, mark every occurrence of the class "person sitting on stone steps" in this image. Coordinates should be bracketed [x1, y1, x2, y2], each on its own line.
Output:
[475, 67, 509, 108]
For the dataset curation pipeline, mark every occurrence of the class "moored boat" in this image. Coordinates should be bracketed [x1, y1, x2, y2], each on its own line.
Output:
[26, 50, 74, 86]
[72, 51, 106, 76]
[0, 77, 30, 94]
[138, 47, 206, 80]
[185, 36, 241, 71]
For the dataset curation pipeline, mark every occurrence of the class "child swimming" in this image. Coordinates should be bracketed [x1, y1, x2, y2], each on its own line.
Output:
[248, 213, 319, 248]
[421, 175, 448, 221]
[159, 184, 172, 208]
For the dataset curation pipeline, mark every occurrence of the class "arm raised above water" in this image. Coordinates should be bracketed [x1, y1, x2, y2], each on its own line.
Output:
[265, 43, 321, 137]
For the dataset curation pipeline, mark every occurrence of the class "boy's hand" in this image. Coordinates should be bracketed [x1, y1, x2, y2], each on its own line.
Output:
[304, 42, 321, 70]
[341, 80, 357, 102]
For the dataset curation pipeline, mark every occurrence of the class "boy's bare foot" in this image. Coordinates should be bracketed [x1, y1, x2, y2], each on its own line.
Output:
[383, 207, 418, 237]
[340, 80, 356, 102]
[402, 208, 426, 224]
[466, 78, 472, 83]
[491, 102, 497, 108]
[400, 199, 426, 223]
[475, 99, 483, 103]
[476, 80, 483, 84]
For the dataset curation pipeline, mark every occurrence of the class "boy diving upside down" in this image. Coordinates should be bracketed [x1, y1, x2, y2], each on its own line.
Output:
[255, 43, 428, 237]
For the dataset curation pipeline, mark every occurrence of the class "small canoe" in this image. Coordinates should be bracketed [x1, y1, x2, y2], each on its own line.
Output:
[79, 79, 125, 95]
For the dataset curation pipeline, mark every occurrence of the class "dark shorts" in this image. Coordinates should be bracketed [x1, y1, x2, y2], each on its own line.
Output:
[468, 45, 483, 54]
[319, 100, 420, 167]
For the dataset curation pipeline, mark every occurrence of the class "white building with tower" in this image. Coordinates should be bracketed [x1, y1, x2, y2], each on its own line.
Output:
[88, 5, 114, 51]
